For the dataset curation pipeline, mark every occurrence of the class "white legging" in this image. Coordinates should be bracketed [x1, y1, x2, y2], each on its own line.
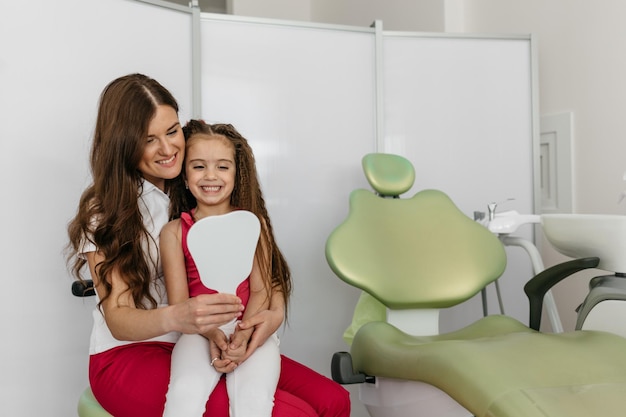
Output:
[163, 320, 280, 417]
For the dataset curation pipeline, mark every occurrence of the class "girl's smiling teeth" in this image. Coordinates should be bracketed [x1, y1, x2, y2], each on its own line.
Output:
[201, 185, 221, 192]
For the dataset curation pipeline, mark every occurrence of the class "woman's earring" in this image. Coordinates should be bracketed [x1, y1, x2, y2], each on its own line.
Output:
[185, 182, 189, 189]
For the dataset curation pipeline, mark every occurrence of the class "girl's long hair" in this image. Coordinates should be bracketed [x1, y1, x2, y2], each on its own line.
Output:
[67, 73, 179, 309]
[169, 120, 292, 317]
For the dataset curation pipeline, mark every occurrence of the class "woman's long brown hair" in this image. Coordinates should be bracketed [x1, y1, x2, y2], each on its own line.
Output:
[169, 120, 292, 317]
[67, 74, 179, 310]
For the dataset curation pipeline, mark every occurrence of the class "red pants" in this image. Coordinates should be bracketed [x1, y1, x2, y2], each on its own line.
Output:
[89, 342, 350, 417]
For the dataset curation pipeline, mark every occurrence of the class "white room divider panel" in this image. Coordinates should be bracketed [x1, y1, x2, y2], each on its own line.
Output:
[382, 33, 538, 331]
[199, 15, 378, 373]
[198, 14, 541, 377]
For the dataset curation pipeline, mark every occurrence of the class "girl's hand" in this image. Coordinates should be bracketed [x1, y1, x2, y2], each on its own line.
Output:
[222, 327, 253, 363]
[169, 293, 243, 335]
[236, 308, 283, 356]
[222, 338, 248, 363]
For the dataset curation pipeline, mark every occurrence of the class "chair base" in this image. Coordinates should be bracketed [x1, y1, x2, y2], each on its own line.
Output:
[359, 377, 471, 417]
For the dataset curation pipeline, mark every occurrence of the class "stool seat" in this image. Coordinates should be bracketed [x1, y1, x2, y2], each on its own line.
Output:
[77, 387, 112, 417]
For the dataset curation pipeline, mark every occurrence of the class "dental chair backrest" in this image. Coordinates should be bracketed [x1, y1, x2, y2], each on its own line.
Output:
[326, 153, 507, 333]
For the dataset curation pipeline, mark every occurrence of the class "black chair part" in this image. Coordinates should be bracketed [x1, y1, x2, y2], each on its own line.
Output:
[524, 257, 599, 331]
[331, 351, 375, 384]
[72, 279, 96, 297]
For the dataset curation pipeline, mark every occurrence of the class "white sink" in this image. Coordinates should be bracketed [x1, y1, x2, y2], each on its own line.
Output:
[541, 214, 626, 274]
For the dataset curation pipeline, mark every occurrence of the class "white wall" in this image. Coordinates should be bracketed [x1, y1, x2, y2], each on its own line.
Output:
[311, 0, 444, 31]
[0, 1, 192, 415]
[228, 0, 311, 21]
[231, 0, 445, 31]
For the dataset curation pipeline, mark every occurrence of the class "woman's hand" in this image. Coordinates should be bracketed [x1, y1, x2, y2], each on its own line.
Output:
[222, 338, 248, 364]
[209, 337, 237, 374]
[168, 293, 243, 335]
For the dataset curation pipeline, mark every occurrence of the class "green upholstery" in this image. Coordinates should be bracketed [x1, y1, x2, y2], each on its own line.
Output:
[326, 153, 626, 417]
[361, 153, 415, 197]
[342, 292, 386, 345]
[352, 316, 626, 417]
[326, 188, 507, 309]
[77, 388, 112, 417]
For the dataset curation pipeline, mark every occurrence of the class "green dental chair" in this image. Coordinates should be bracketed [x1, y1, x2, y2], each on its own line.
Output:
[326, 153, 626, 417]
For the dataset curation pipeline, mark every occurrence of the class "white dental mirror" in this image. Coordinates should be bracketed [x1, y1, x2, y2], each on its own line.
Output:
[187, 210, 261, 295]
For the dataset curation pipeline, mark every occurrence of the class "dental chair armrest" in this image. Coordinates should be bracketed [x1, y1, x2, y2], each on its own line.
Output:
[331, 351, 373, 384]
[524, 257, 599, 331]
[72, 279, 96, 297]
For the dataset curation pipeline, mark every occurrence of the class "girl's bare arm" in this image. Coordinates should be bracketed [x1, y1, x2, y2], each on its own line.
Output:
[161, 220, 191, 305]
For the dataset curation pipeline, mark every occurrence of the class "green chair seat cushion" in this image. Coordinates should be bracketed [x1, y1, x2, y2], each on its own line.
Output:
[485, 382, 626, 417]
[77, 387, 112, 417]
[351, 315, 626, 417]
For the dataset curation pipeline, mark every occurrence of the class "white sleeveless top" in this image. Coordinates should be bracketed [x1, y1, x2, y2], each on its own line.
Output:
[81, 179, 180, 354]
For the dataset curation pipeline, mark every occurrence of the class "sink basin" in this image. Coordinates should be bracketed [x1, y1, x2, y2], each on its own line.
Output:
[541, 214, 626, 274]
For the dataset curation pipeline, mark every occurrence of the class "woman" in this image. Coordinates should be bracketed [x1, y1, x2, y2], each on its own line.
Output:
[67, 73, 350, 417]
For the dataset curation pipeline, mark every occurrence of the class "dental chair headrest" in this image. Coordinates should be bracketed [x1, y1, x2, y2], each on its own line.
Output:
[362, 153, 415, 197]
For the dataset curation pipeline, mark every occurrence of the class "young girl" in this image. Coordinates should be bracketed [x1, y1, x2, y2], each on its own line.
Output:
[161, 120, 291, 416]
